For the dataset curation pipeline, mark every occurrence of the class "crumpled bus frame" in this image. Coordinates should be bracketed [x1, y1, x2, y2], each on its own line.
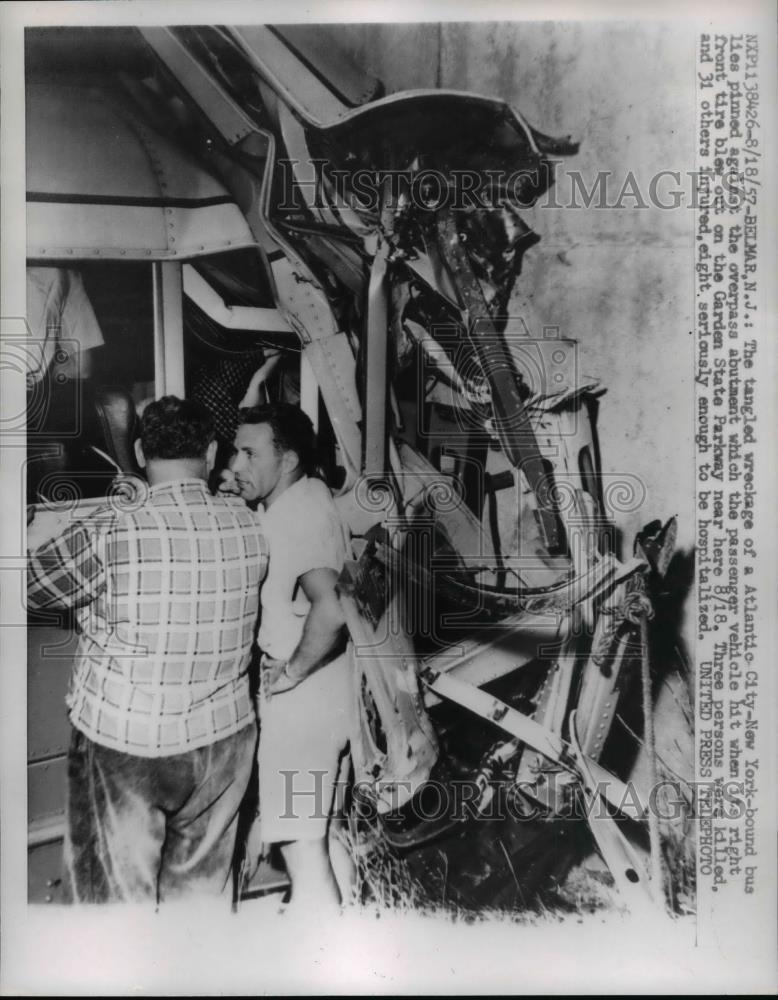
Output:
[135, 25, 675, 911]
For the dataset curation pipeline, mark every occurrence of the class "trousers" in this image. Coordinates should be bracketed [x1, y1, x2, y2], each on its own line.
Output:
[257, 653, 351, 844]
[63, 723, 256, 904]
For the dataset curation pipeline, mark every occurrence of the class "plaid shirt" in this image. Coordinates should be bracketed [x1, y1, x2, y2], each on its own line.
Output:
[27, 479, 267, 757]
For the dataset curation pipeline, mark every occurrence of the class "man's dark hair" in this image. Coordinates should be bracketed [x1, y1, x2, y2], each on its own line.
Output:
[237, 402, 318, 477]
[140, 395, 215, 461]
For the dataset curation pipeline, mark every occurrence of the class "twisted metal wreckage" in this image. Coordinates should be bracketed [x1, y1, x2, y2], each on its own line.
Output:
[29, 26, 680, 912]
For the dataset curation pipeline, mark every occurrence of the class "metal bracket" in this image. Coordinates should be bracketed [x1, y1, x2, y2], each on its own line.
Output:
[422, 669, 646, 820]
[423, 671, 660, 911]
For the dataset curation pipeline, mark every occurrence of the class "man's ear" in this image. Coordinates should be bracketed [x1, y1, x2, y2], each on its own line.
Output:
[134, 439, 146, 469]
[205, 438, 218, 474]
[281, 449, 300, 476]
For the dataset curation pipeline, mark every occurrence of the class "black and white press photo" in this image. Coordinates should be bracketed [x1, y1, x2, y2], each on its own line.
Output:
[1, 1, 775, 994]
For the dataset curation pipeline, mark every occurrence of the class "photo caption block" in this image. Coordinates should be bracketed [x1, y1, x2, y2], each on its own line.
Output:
[694, 29, 770, 943]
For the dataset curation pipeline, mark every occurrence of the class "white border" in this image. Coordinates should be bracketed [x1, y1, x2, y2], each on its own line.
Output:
[2, 1, 776, 994]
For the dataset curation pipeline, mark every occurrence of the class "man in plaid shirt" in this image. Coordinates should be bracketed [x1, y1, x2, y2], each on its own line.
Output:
[27, 396, 268, 904]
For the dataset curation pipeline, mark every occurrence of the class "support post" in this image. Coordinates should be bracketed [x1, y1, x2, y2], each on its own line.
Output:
[152, 262, 184, 398]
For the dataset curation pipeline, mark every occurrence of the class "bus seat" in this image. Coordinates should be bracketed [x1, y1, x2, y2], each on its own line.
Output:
[91, 385, 140, 474]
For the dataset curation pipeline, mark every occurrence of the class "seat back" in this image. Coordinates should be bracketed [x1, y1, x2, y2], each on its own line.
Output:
[28, 383, 140, 503]
[91, 385, 139, 474]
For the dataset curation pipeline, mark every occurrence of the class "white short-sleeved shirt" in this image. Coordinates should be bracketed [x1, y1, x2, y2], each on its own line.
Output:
[26, 267, 105, 381]
[256, 475, 348, 661]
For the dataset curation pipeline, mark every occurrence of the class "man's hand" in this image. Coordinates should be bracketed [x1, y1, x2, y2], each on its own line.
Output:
[261, 567, 346, 700]
[261, 655, 306, 699]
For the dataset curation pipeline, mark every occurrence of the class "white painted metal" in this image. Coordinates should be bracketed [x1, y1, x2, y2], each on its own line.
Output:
[27, 815, 67, 849]
[138, 28, 255, 147]
[228, 26, 352, 128]
[300, 352, 319, 433]
[26, 82, 256, 260]
[182, 265, 292, 334]
[153, 262, 185, 398]
[424, 670, 646, 820]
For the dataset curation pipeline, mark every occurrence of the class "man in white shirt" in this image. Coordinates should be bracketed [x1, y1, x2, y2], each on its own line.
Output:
[231, 403, 352, 911]
[26, 267, 104, 384]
